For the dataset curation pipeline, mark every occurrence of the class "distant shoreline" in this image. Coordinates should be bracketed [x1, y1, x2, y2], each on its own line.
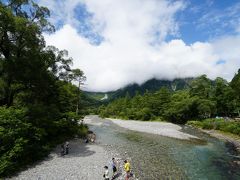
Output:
[107, 117, 199, 140]
[107, 117, 240, 152]
[200, 129, 240, 154]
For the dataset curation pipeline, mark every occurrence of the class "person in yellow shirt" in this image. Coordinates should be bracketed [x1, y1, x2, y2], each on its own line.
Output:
[124, 160, 131, 180]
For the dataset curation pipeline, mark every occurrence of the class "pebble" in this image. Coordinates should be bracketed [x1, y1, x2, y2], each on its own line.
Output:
[8, 139, 125, 180]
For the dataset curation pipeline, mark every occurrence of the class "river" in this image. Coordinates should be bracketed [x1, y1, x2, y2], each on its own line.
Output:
[87, 115, 240, 180]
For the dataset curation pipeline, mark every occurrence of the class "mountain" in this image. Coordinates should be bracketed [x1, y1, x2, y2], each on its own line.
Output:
[84, 78, 193, 101]
[79, 91, 103, 107]
[109, 78, 192, 99]
[84, 92, 107, 101]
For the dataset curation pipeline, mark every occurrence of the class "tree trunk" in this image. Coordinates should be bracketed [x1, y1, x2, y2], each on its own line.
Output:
[7, 90, 14, 107]
[76, 80, 80, 115]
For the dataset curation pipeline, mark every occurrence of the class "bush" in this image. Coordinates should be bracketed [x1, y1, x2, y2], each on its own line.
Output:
[0, 107, 43, 176]
[63, 112, 83, 122]
[188, 118, 240, 136]
[201, 121, 214, 129]
[77, 124, 88, 138]
[187, 121, 202, 128]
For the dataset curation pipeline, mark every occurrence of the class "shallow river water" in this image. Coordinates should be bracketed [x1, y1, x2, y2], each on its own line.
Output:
[88, 116, 240, 180]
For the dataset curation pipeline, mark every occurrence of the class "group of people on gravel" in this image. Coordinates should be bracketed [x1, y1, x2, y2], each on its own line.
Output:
[103, 158, 133, 180]
[59, 126, 132, 179]
[85, 130, 96, 143]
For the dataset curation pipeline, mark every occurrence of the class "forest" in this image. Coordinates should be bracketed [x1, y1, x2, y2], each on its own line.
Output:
[0, 0, 88, 176]
[99, 73, 240, 128]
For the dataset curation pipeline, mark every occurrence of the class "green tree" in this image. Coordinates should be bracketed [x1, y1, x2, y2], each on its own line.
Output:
[190, 75, 213, 99]
[69, 69, 86, 115]
[196, 98, 216, 118]
[151, 87, 171, 116]
[163, 90, 197, 123]
[231, 69, 240, 116]
[56, 81, 78, 113]
[213, 77, 234, 116]
[0, 0, 53, 106]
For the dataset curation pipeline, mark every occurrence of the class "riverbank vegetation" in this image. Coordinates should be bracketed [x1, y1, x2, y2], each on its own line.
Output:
[99, 71, 240, 125]
[187, 119, 240, 136]
[0, 1, 88, 177]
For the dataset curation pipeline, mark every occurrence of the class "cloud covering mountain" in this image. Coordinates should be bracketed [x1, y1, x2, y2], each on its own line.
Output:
[39, 0, 240, 92]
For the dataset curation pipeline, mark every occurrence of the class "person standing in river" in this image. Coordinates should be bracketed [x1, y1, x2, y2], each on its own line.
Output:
[124, 160, 131, 180]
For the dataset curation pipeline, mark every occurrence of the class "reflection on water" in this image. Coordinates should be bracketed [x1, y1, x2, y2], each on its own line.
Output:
[89, 117, 240, 180]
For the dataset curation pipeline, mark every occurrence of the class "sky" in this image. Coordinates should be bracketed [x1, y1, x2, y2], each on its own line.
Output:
[37, 0, 240, 92]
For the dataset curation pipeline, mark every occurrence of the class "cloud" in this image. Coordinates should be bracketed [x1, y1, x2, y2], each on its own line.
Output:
[42, 0, 240, 92]
[211, 36, 240, 79]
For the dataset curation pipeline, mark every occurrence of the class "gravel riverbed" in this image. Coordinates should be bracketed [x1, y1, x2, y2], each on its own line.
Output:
[9, 140, 115, 180]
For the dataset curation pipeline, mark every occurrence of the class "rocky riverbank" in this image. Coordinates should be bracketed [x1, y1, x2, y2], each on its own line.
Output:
[8, 139, 113, 180]
[202, 129, 240, 154]
[107, 118, 198, 140]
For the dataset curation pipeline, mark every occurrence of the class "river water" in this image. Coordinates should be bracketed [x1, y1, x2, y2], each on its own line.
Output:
[88, 116, 240, 180]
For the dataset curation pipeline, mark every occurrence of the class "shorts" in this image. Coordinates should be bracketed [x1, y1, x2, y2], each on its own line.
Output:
[126, 171, 131, 178]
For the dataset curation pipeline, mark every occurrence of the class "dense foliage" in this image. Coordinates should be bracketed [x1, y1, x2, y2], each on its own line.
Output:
[0, 0, 88, 177]
[99, 74, 240, 124]
[187, 119, 240, 136]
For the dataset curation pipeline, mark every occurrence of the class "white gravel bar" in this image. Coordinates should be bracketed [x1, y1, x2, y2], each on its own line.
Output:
[107, 118, 198, 140]
[9, 139, 112, 180]
[84, 116, 104, 126]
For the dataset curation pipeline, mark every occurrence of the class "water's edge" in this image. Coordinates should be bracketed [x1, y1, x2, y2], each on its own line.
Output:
[87, 115, 240, 180]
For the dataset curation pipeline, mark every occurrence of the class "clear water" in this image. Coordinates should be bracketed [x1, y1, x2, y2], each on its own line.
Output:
[88, 116, 240, 180]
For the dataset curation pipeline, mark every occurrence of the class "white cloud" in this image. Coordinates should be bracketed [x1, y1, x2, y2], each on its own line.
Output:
[42, 0, 240, 92]
[211, 36, 240, 79]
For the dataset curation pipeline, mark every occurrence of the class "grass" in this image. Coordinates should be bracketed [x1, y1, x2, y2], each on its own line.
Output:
[187, 118, 240, 136]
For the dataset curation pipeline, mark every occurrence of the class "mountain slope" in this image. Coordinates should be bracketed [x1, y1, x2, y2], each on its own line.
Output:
[84, 78, 193, 101]
[110, 78, 192, 99]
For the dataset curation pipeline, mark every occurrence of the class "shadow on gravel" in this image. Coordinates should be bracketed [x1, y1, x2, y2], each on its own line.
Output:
[112, 172, 122, 179]
[55, 139, 96, 158]
[10, 139, 96, 178]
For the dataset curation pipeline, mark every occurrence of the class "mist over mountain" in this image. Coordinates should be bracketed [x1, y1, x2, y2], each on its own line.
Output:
[85, 77, 193, 101]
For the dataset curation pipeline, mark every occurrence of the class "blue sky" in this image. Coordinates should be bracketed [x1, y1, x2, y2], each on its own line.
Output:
[39, 0, 240, 91]
[176, 0, 240, 44]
